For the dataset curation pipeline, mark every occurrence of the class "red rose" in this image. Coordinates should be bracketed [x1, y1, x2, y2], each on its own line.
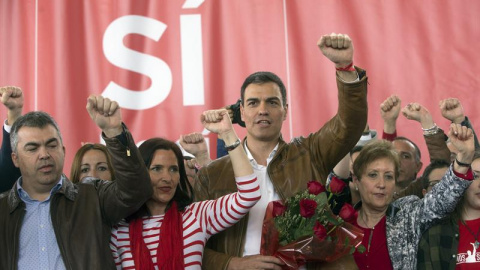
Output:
[299, 199, 317, 218]
[313, 221, 327, 241]
[307, 181, 326, 195]
[272, 201, 287, 217]
[329, 176, 347, 194]
[338, 203, 357, 223]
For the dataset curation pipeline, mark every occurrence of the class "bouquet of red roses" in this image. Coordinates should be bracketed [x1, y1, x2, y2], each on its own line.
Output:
[260, 181, 364, 269]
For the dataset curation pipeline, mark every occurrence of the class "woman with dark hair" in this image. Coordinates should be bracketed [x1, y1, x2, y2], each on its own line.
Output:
[110, 109, 261, 269]
[417, 150, 480, 269]
[351, 124, 475, 270]
[70, 143, 115, 183]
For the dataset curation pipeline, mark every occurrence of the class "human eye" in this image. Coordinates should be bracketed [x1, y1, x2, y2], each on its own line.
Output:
[150, 165, 162, 172]
[48, 142, 58, 149]
[269, 100, 279, 106]
[367, 172, 377, 178]
[98, 166, 108, 172]
[25, 146, 37, 152]
[81, 167, 89, 174]
[385, 174, 395, 181]
[170, 166, 179, 173]
[247, 100, 257, 106]
[401, 153, 411, 159]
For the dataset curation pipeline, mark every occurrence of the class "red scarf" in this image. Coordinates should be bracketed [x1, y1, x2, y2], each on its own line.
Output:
[129, 201, 184, 270]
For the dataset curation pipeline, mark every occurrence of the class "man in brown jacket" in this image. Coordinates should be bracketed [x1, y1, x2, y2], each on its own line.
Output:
[195, 33, 368, 269]
[0, 95, 152, 269]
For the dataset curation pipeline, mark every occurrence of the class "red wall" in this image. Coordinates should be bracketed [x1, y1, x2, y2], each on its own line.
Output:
[1, 0, 479, 175]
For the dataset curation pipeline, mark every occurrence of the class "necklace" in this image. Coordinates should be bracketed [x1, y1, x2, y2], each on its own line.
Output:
[360, 211, 375, 252]
[462, 220, 480, 249]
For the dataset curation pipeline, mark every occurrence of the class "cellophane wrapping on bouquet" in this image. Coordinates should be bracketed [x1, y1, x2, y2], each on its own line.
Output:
[260, 200, 364, 269]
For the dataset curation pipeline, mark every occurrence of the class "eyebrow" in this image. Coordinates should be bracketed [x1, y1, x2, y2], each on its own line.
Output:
[245, 97, 260, 103]
[23, 138, 59, 149]
[246, 96, 281, 102]
[266, 97, 281, 102]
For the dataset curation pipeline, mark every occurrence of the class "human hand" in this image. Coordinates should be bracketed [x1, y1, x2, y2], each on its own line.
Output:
[317, 33, 354, 68]
[227, 255, 284, 270]
[224, 104, 234, 120]
[0, 86, 23, 125]
[179, 132, 210, 166]
[380, 95, 402, 122]
[86, 95, 122, 138]
[440, 98, 465, 124]
[448, 123, 474, 164]
[401, 102, 435, 129]
[380, 95, 401, 133]
[201, 109, 235, 139]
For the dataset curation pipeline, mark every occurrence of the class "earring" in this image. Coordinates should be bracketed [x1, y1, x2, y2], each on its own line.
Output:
[355, 186, 359, 191]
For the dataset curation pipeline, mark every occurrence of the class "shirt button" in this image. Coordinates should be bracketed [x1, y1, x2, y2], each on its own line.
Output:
[455, 234, 459, 237]
[452, 254, 456, 258]
[41, 247, 46, 251]
[40, 224, 44, 228]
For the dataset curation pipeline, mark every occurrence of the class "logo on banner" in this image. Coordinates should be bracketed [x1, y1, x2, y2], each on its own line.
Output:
[102, 0, 206, 110]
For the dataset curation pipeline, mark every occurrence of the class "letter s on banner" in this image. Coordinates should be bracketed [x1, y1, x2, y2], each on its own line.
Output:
[102, 15, 172, 110]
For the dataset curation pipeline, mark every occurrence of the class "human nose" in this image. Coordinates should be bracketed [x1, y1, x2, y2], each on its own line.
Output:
[258, 101, 269, 115]
[377, 177, 386, 189]
[160, 171, 173, 182]
[89, 170, 99, 179]
[39, 147, 51, 160]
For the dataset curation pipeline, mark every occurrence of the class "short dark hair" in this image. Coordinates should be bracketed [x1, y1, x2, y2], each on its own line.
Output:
[10, 111, 63, 153]
[240, 71, 287, 107]
[353, 140, 400, 181]
[420, 160, 450, 190]
[393, 136, 421, 162]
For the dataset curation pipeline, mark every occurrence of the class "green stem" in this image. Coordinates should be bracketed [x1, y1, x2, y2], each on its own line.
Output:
[327, 225, 337, 235]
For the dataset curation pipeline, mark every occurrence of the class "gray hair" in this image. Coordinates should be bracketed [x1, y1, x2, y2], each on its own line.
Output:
[10, 111, 63, 153]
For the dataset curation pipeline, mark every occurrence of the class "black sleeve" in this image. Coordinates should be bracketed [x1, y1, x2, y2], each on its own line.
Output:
[461, 116, 480, 150]
[0, 127, 21, 193]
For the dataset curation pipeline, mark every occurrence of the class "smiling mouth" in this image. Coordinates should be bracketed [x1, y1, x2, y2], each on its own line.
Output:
[256, 120, 271, 125]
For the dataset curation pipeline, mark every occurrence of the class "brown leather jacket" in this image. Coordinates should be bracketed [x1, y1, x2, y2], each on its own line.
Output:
[195, 69, 368, 270]
[0, 127, 152, 270]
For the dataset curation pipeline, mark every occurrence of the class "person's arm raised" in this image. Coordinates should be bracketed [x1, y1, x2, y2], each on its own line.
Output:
[85, 95, 152, 224]
[201, 109, 251, 177]
[317, 33, 357, 82]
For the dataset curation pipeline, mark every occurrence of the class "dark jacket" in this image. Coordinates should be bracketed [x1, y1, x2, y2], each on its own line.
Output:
[0, 127, 21, 193]
[416, 217, 458, 270]
[0, 127, 152, 270]
[195, 68, 368, 270]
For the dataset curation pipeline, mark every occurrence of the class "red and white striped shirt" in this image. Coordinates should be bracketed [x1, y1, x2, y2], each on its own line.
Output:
[110, 174, 260, 269]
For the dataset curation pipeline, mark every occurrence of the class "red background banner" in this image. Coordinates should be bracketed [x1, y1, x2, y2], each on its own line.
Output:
[1, 0, 479, 175]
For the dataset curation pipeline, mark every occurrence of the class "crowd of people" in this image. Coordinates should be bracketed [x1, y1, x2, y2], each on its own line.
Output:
[0, 32, 478, 270]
